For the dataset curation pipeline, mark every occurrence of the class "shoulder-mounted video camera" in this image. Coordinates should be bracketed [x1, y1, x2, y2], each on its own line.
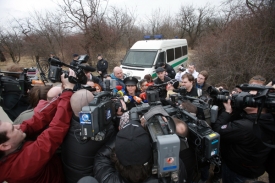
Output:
[78, 79, 118, 141]
[165, 88, 220, 166]
[207, 84, 275, 111]
[129, 87, 191, 182]
[48, 54, 94, 84]
[0, 67, 45, 121]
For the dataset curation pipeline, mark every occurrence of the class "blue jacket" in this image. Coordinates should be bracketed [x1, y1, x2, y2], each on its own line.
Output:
[110, 73, 125, 93]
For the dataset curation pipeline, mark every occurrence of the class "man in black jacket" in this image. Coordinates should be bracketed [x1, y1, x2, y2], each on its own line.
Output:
[96, 54, 108, 78]
[61, 89, 116, 183]
[70, 53, 79, 66]
[212, 100, 273, 183]
[154, 67, 171, 105]
[94, 121, 187, 183]
[160, 63, 176, 79]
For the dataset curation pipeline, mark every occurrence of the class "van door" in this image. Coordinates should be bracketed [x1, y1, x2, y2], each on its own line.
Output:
[155, 51, 166, 69]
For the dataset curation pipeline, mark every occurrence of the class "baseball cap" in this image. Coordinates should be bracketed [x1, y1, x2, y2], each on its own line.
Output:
[73, 53, 79, 57]
[156, 67, 165, 73]
[115, 122, 152, 166]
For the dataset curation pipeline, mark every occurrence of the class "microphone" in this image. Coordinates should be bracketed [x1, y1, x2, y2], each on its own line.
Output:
[49, 58, 96, 72]
[133, 96, 143, 104]
[116, 85, 124, 97]
[146, 83, 154, 86]
[31, 80, 44, 85]
[82, 85, 97, 91]
[78, 65, 96, 72]
[139, 92, 146, 100]
[48, 58, 64, 66]
[116, 85, 123, 91]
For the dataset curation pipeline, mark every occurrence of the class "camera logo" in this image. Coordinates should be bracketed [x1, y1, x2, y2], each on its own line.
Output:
[79, 112, 92, 124]
[82, 114, 90, 121]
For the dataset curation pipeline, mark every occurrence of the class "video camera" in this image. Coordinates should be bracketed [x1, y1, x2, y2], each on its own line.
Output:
[0, 67, 45, 121]
[166, 88, 220, 166]
[208, 84, 275, 111]
[146, 82, 168, 102]
[78, 79, 117, 141]
[48, 54, 95, 84]
[170, 87, 218, 125]
[178, 66, 186, 72]
[129, 86, 191, 182]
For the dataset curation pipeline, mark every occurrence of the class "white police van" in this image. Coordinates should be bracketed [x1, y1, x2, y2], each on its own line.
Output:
[120, 35, 188, 80]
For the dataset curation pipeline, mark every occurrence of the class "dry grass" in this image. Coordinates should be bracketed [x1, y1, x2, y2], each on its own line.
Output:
[0, 57, 37, 71]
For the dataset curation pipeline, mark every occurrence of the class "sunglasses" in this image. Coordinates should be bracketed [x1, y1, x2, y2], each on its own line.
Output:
[252, 77, 266, 81]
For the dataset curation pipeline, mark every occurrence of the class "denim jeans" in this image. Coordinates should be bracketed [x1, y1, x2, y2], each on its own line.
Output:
[222, 163, 257, 183]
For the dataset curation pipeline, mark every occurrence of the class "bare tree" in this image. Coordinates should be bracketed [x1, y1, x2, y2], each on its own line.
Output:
[0, 49, 6, 62]
[194, 0, 275, 89]
[0, 27, 23, 63]
[58, 0, 109, 59]
[146, 9, 163, 35]
[106, 6, 137, 50]
[176, 4, 215, 49]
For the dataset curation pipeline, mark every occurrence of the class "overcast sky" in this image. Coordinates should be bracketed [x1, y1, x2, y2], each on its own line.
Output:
[0, 0, 223, 25]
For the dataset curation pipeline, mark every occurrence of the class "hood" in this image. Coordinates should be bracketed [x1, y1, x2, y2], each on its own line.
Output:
[110, 73, 117, 79]
[245, 113, 275, 147]
[110, 73, 123, 81]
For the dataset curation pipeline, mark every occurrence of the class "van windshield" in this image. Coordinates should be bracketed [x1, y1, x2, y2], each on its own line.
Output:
[122, 50, 158, 67]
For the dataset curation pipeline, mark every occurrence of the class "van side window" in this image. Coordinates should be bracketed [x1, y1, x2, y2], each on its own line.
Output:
[156, 51, 166, 64]
[167, 48, 174, 63]
[175, 47, 182, 59]
[182, 46, 188, 56]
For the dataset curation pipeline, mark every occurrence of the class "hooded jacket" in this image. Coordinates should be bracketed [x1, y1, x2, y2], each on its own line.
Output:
[213, 111, 273, 178]
[61, 116, 116, 183]
[94, 138, 187, 183]
[0, 91, 73, 183]
[110, 73, 125, 92]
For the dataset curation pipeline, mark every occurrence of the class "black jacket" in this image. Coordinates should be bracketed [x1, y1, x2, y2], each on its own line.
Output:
[153, 76, 171, 99]
[94, 138, 187, 183]
[89, 74, 104, 89]
[186, 86, 198, 97]
[70, 59, 79, 66]
[164, 64, 176, 79]
[61, 117, 116, 183]
[97, 59, 108, 75]
[212, 112, 273, 178]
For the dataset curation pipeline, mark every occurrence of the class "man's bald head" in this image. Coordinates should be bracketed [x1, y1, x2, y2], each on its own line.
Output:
[70, 89, 94, 117]
[113, 66, 123, 80]
[47, 86, 62, 101]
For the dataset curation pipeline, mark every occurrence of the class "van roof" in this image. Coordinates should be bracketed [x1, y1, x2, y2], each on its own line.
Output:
[131, 39, 187, 50]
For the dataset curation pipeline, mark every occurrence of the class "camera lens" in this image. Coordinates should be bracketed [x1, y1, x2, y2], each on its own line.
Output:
[217, 95, 231, 102]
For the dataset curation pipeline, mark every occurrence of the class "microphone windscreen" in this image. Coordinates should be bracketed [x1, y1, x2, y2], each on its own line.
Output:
[116, 85, 123, 90]
[79, 65, 96, 72]
[146, 83, 154, 86]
